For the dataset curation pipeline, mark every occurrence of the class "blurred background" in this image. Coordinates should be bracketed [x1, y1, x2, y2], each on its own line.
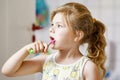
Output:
[0, 0, 120, 80]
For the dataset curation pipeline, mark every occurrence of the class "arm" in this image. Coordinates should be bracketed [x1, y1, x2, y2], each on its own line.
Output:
[83, 61, 102, 80]
[1, 41, 48, 77]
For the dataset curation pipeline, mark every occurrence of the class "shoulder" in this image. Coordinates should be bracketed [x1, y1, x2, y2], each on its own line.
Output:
[83, 60, 101, 80]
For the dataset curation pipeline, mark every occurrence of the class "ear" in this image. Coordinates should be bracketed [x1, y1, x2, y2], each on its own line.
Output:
[74, 31, 84, 42]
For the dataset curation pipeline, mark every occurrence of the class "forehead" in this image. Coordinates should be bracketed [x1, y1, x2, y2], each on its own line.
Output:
[52, 13, 64, 23]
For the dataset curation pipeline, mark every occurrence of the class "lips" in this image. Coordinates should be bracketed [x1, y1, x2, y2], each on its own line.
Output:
[50, 36, 54, 40]
[49, 36, 55, 44]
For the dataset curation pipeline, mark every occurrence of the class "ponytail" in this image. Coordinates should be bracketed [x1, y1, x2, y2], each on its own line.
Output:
[87, 19, 107, 78]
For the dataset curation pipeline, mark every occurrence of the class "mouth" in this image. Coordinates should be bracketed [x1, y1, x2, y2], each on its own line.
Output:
[50, 36, 55, 40]
[49, 36, 55, 44]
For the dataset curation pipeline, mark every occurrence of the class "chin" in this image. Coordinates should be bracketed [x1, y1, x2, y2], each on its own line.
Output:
[51, 46, 60, 50]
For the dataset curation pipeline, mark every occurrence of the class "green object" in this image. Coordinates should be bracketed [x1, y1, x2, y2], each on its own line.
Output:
[29, 48, 34, 54]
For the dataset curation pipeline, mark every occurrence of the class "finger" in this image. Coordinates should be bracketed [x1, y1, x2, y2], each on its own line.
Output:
[37, 41, 40, 53]
[39, 41, 44, 52]
[42, 42, 49, 53]
[34, 41, 38, 53]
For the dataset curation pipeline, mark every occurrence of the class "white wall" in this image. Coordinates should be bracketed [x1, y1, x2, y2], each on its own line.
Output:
[0, 0, 36, 80]
[0, 0, 8, 79]
[0, 0, 9, 79]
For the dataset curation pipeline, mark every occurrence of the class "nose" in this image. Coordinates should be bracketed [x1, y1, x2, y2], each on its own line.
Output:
[49, 27, 55, 33]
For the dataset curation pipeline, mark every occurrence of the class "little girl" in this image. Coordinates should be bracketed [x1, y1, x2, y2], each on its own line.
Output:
[2, 2, 106, 80]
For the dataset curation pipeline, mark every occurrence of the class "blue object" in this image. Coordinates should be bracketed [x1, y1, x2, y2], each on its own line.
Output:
[36, 0, 49, 27]
[105, 70, 111, 78]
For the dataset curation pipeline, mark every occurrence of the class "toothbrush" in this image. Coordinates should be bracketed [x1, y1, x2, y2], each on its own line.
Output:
[28, 40, 55, 54]
[48, 40, 55, 46]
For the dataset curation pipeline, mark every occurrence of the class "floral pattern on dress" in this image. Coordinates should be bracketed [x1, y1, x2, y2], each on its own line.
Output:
[42, 54, 89, 80]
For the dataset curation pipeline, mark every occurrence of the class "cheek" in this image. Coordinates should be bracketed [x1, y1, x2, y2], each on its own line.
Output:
[56, 31, 69, 41]
[56, 31, 72, 45]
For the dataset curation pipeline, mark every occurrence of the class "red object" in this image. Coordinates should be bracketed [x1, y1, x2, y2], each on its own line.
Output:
[32, 23, 43, 31]
[31, 23, 43, 42]
[32, 35, 35, 42]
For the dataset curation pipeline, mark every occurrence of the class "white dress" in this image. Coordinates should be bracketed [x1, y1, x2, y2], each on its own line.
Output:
[42, 53, 89, 80]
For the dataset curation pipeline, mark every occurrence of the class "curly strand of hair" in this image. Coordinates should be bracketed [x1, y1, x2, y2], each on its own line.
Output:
[87, 19, 107, 78]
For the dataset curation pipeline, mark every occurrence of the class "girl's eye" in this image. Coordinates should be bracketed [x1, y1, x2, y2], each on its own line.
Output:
[58, 24, 63, 28]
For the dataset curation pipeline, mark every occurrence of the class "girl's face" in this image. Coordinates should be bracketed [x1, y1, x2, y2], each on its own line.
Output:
[49, 13, 75, 50]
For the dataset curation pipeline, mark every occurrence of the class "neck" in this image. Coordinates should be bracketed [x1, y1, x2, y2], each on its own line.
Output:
[57, 47, 83, 59]
[55, 47, 83, 65]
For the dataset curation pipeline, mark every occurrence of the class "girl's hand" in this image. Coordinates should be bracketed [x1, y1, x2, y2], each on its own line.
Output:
[26, 41, 49, 54]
